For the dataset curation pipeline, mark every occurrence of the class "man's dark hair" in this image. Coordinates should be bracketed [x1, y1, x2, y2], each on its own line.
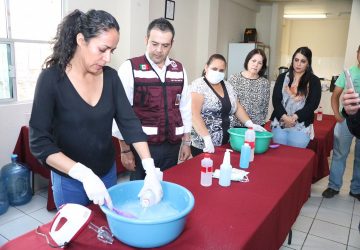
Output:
[147, 18, 175, 42]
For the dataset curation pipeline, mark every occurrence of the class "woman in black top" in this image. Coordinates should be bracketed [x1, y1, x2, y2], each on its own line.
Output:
[270, 47, 321, 148]
[30, 9, 162, 210]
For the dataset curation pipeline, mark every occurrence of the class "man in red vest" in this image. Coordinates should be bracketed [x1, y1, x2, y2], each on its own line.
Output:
[113, 18, 191, 180]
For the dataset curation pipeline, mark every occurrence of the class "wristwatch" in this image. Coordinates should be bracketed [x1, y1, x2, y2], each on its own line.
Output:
[182, 140, 191, 146]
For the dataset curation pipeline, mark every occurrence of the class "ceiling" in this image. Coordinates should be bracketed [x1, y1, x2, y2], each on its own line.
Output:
[257, 0, 310, 2]
[257, 0, 352, 19]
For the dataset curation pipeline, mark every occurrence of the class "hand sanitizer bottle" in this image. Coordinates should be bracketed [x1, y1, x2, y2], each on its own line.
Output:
[245, 127, 255, 162]
[140, 190, 156, 208]
[219, 149, 232, 187]
[317, 106, 323, 121]
[240, 143, 251, 169]
[201, 154, 213, 187]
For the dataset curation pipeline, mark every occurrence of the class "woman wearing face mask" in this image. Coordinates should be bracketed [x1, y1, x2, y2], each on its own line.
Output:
[270, 46, 321, 148]
[190, 54, 266, 157]
[228, 49, 270, 127]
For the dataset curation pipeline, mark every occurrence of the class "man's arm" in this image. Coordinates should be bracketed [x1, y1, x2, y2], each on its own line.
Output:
[331, 86, 344, 122]
[179, 68, 192, 161]
[114, 60, 137, 170]
[179, 68, 192, 134]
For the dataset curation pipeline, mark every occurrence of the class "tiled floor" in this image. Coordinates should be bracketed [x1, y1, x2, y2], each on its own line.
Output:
[0, 147, 360, 249]
[281, 142, 360, 250]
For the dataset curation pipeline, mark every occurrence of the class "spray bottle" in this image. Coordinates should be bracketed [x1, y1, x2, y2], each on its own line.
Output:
[201, 154, 213, 187]
[245, 127, 255, 162]
[219, 149, 233, 187]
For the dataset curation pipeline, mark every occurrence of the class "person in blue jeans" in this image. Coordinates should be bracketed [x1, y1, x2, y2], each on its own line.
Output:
[270, 47, 321, 148]
[322, 45, 360, 201]
[341, 86, 360, 231]
[30, 9, 163, 210]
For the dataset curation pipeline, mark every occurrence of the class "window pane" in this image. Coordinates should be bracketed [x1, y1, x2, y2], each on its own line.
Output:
[0, 44, 13, 99]
[9, 0, 61, 40]
[15, 42, 52, 101]
[0, 1, 6, 37]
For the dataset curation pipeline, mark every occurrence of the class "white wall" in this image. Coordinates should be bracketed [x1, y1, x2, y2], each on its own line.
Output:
[244, 3, 284, 82]
[280, 18, 350, 79]
[344, 0, 360, 67]
[0, 103, 32, 167]
[217, 0, 257, 76]
[64, 0, 129, 70]
[255, 4, 272, 45]
[195, 0, 219, 79]
[149, 0, 199, 82]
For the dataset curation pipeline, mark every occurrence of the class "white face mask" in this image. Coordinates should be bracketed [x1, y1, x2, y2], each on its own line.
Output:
[206, 69, 225, 84]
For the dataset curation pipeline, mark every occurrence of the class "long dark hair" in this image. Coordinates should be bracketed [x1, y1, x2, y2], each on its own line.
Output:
[44, 9, 119, 73]
[201, 54, 227, 76]
[243, 48, 267, 77]
[288, 46, 313, 96]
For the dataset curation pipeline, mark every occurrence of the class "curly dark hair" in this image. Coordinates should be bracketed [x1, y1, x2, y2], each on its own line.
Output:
[43, 9, 119, 73]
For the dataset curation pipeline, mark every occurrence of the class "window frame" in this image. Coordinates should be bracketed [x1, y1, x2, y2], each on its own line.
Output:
[0, 0, 62, 103]
[0, 39, 15, 103]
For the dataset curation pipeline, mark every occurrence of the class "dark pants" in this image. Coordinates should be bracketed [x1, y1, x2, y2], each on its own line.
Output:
[190, 146, 203, 158]
[130, 141, 181, 180]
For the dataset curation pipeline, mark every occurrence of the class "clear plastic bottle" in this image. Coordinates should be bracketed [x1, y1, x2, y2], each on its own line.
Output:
[1, 154, 32, 206]
[201, 153, 213, 187]
[140, 189, 156, 208]
[240, 143, 251, 169]
[245, 127, 255, 162]
[219, 149, 232, 187]
[317, 106, 323, 121]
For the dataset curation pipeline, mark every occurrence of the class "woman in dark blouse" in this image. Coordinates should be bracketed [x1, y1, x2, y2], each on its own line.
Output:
[270, 46, 321, 148]
[30, 9, 162, 210]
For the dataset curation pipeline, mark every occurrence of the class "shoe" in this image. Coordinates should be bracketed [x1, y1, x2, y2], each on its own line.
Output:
[322, 188, 339, 198]
[349, 191, 360, 201]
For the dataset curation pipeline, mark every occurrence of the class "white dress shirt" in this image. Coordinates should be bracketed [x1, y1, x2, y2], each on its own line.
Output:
[112, 52, 192, 140]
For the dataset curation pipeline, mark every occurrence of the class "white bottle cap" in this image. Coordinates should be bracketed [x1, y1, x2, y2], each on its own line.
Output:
[223, 149, 233, 165]
[141, 199, 150, 208]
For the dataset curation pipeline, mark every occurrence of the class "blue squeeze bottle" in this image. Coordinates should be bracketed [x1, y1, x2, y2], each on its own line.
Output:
[240, 143, 251, 169]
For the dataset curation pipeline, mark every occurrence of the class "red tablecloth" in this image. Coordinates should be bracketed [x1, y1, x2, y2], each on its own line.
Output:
[3, 144, 315, 250]
[308, 114, 336, 182]
[12, 126, 126, 211]
[266, 114, 336, 182]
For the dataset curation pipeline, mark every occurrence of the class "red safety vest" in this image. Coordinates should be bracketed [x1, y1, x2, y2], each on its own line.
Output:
[130, 55, 184, 144]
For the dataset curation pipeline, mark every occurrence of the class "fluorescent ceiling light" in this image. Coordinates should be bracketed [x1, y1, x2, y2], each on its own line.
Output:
[283, 13, 327, 19]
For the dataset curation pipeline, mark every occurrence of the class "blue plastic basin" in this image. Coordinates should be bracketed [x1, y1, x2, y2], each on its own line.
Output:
[100, 180, 195, 248]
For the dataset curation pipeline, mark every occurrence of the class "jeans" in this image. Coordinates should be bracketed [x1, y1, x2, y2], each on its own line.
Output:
[272, 127, 310, 148]
[328, 121, 360, 194]
[51, 163, 117, 209]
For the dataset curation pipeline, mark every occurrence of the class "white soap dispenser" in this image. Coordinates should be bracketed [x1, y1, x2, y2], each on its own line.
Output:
[219, 149, 233, 187]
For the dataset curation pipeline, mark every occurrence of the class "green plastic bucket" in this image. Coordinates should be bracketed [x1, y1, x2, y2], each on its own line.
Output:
[228, 128, 273, 154]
